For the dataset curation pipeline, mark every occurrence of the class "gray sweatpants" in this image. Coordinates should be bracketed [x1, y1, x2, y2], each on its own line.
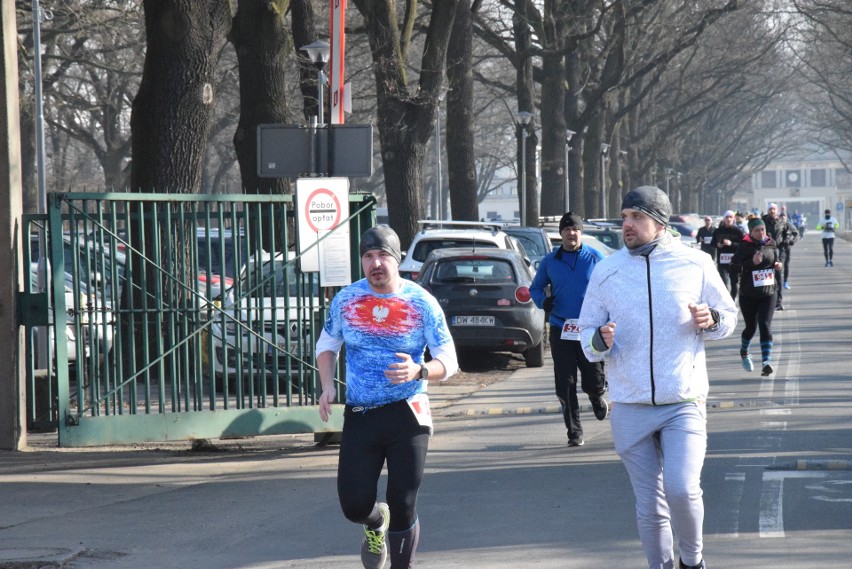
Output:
[610, 401, 707, 569]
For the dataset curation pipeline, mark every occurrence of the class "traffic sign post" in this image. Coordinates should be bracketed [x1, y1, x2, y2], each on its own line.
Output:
[296, 178, 352, 286]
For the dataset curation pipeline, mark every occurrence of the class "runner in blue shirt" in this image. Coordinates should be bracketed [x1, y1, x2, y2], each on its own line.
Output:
[531, 212, 608, 447]
[316, 225, 458, 569]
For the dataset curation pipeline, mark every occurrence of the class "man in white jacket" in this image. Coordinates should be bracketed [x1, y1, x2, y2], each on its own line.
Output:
[579, 186, 738, 569]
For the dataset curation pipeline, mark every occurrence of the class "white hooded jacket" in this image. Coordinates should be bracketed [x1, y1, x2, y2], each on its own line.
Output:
[578, 235, 738, 405]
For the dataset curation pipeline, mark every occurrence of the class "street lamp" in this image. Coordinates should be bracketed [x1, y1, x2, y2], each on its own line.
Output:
[300, 40, 330, 175]
[664, 167, 673, 196]
[565, 129, 576, 212]
[517, 111, 533, 224]
[300, 40, 331, 125]
[600, 143, 611, 218]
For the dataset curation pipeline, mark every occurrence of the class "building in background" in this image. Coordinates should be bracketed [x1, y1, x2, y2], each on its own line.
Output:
[732, 148, 851, 230]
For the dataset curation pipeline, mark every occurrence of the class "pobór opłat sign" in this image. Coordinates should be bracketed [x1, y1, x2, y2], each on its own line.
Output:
[304, 188, 342, 233]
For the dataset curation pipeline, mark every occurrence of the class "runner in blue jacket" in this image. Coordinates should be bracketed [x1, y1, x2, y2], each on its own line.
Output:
[531, 212, 608, 447]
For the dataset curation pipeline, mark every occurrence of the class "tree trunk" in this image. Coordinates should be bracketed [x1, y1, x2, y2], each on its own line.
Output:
[352, 0, 458, 248]
[445, 0, 478, 221]
[124, 0, 233, 382]
[230, 0, 291, 198]
[565, 48, 584, 217]
[582, 114, 605, 218]
[513, 0, 538, 226]
[539, 0, 567, 217]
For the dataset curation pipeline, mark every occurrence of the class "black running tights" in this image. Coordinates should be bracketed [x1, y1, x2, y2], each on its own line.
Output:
[739, 294, 776, 346]
[337, 400, 430, 532]
[822, 238, 835, 261]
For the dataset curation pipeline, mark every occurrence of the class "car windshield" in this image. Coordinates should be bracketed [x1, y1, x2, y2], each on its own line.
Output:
[412, 239, 498, 262]
[433, 258, 515, 284]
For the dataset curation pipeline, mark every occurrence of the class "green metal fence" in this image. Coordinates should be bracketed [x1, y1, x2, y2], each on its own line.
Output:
[21, 191, 376, 446]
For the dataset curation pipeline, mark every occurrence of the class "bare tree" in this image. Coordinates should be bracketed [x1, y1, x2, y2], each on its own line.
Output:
[790, 0, 852, 158]
[445, 0, 479, 221]
[351, 0, 458, 248]
[122, 0, 234, 383]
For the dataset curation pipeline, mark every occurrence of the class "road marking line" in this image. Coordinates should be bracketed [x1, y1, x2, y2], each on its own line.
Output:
[721, 473, 746, 538]
[760, 471, 833, 538]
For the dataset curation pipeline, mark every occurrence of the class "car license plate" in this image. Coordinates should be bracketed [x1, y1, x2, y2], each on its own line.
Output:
[453, 315, 495, 326]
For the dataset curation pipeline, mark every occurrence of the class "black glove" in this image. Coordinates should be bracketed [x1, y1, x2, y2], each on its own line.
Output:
[543, 296, 555, 312]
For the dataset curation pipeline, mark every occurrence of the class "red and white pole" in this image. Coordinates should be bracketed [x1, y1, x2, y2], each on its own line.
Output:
[329, 0, 346, 124]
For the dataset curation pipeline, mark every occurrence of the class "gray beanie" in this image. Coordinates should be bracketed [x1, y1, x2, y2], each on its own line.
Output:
[621, 186, 672, 226]
[360, 225, 402, 263]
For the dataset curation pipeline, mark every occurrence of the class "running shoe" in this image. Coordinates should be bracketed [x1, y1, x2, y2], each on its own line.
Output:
[567, 436, 585, 447]
[591, 398, 609, 421]
[829, 260, 834, 267]
[741, 354, 754, 372]
[761, 362, 773, 376]
[825, 260, 830, 267]
[361, 502, 390, 569]
[679, 559, 706, 569]
[775, 304, 784, 311]
[783, 281, 790, 289]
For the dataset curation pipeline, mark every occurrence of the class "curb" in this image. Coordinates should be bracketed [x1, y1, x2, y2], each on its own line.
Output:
[442, 399, 771, 419]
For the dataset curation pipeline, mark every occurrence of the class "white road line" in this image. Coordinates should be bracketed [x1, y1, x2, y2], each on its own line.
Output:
[760, 476, 785, 538]
[760, 471, 833, 538]
[721, 473, 746, 538]
[781, 310, 801, 406]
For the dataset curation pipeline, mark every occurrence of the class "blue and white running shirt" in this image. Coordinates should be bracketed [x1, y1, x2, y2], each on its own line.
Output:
[318, 279, 454, 407]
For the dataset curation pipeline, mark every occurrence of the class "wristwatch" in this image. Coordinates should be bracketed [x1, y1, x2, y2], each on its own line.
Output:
[419, 364, 429, 380]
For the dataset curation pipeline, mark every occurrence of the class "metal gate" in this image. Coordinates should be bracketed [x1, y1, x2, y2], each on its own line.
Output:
[21, 192, 376, 446]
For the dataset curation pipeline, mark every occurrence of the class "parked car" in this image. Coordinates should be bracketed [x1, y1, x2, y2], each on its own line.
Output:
[416, 248, 545, 367]
[668, 220, 700, 247]
[582, 226, 625, 249]
[545, 230, 616, 257]
[670, 213, 701, 226]
[585, 218, 624, 227]
[29, 235, 117, 379]
[195, 227, 238, 300]
[399, 220, 527, 280]
[501, 226, 551, 267]
[208, 250, 323, 391]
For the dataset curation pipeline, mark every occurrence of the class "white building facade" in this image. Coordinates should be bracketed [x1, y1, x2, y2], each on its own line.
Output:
[733, 151, 851, 230]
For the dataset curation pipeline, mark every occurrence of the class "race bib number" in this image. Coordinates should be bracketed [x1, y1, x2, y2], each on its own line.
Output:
[719, 252, 733, 265]
[752, 268, 775, 287]
[703, 236, 712, 244]
[407, 392, 433, 434]
[560, 319, 580, 341]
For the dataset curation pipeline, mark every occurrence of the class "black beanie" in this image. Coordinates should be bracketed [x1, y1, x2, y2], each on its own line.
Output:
[559, 212, 584, 232]
[621, 186, 672, 226]
[360, 225, 402, 263]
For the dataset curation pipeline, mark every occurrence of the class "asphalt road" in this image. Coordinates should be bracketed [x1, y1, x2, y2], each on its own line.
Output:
[0, 233, 850, 568]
